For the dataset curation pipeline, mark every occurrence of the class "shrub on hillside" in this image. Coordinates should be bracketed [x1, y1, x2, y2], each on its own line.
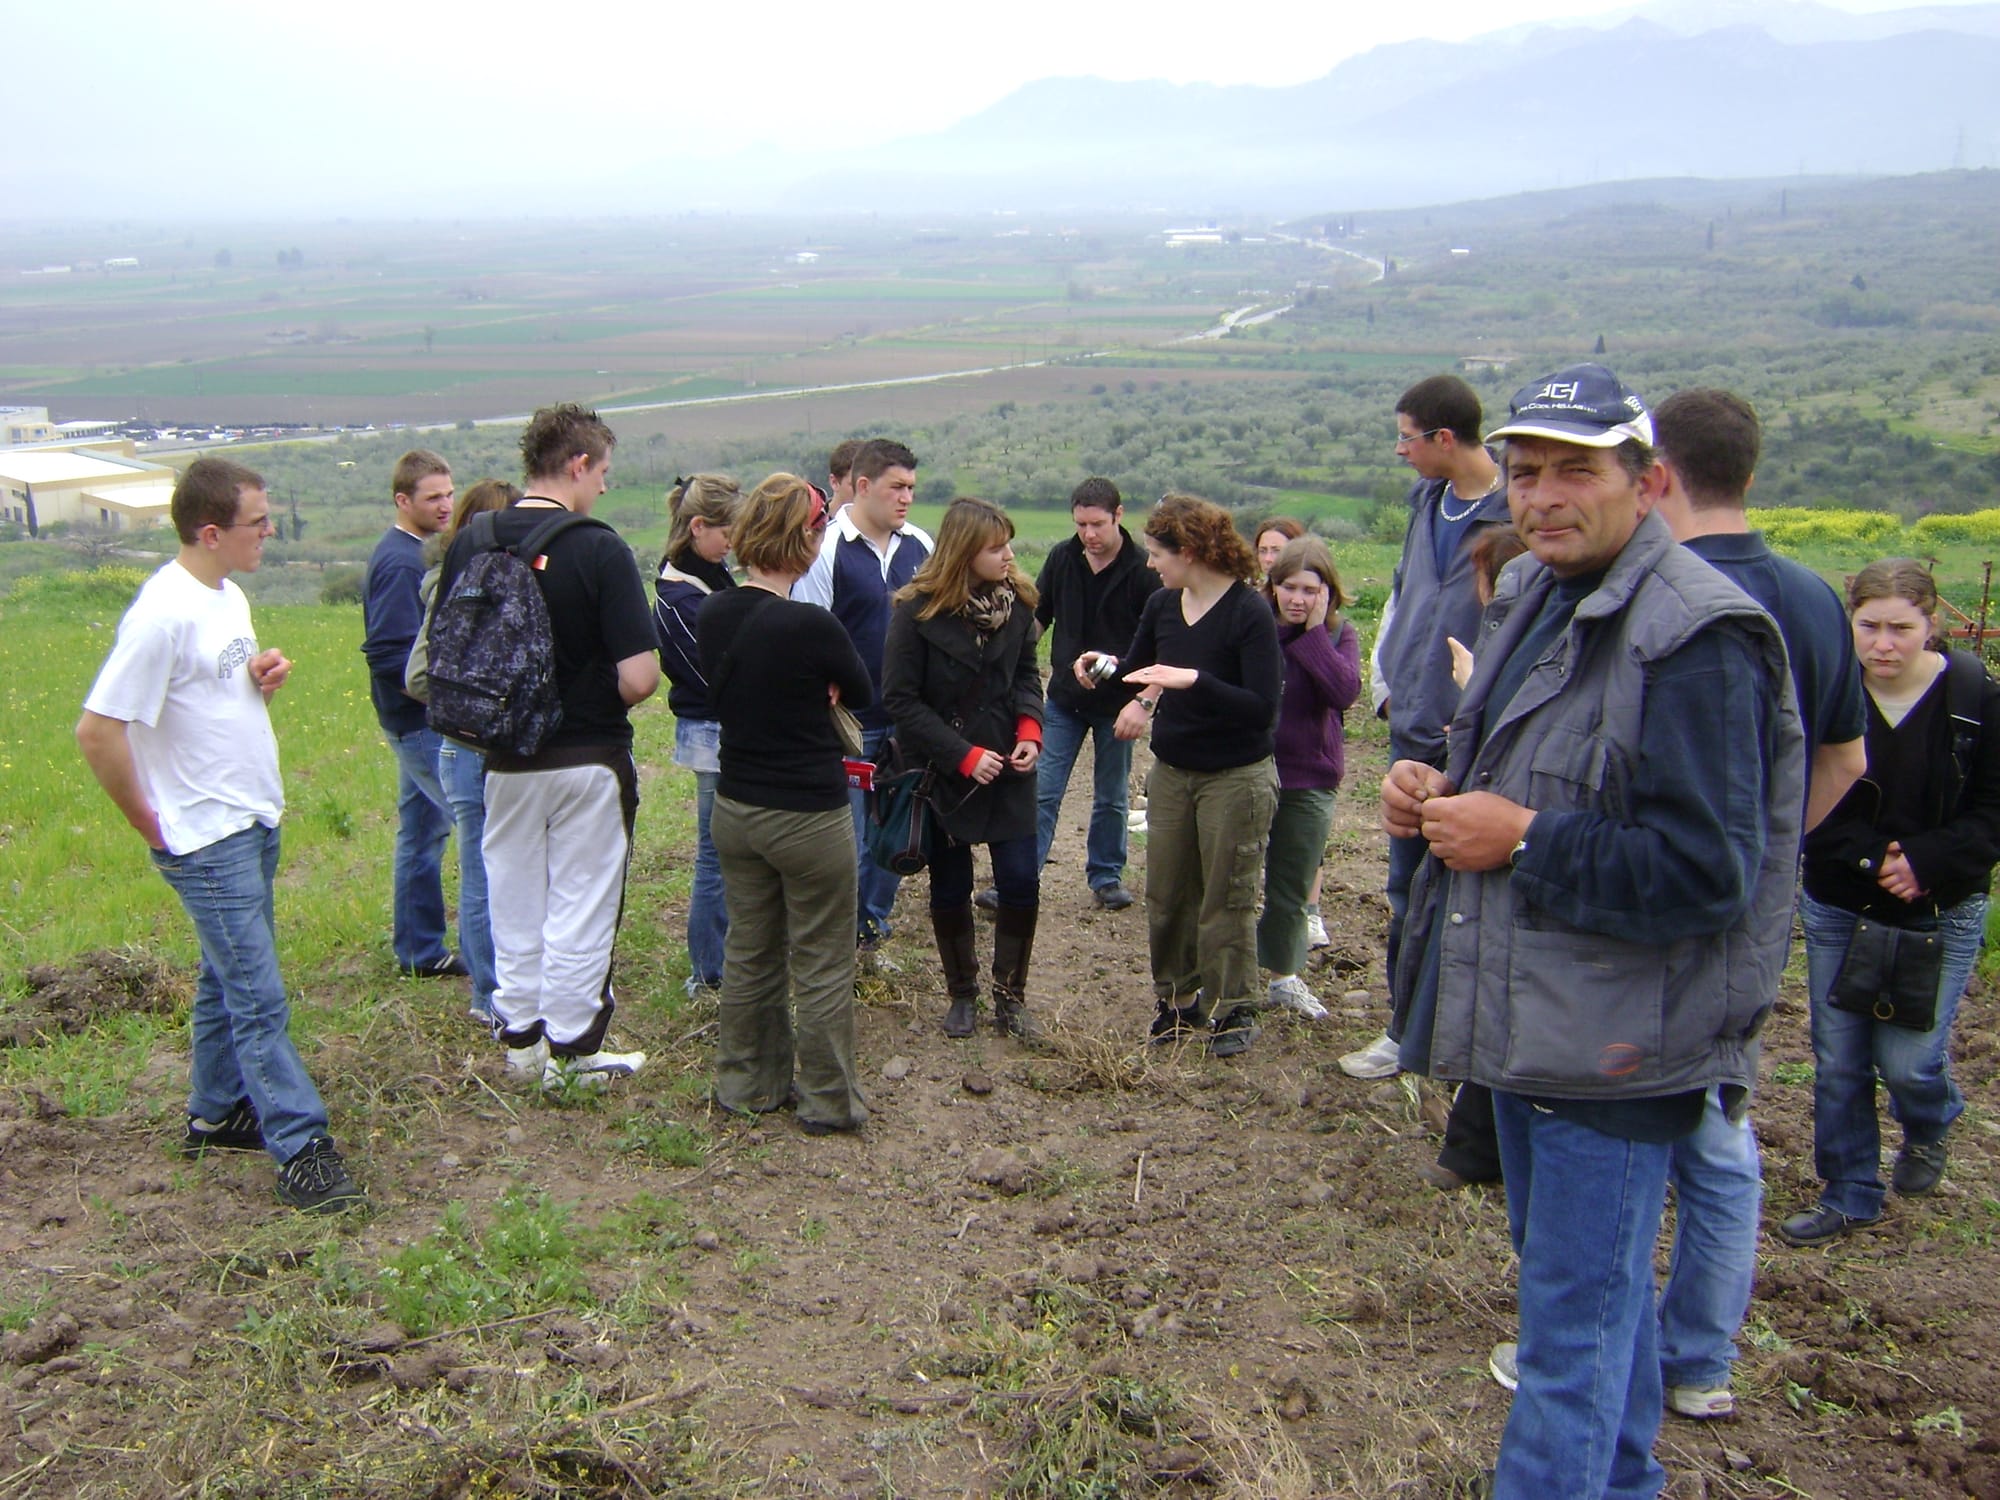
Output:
[2, 566, 149, 618]
[320, 566, 366, 606]
[1910, 511, 2000, 548]
[1754, 508, 1904, 549]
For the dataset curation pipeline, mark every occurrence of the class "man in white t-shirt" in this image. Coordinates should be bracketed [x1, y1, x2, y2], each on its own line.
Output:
[76, 457, 363, 1215]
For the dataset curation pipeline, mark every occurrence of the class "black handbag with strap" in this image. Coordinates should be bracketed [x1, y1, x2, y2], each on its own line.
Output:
[1827, 915, 1944, 1031]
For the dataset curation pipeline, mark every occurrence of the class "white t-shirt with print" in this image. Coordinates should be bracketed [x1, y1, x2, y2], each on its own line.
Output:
[84, 560, 284, 856]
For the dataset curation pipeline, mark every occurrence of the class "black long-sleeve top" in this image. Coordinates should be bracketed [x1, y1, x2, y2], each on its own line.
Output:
[1118, 581, 1282, 772]
[698, 589, 874, 812]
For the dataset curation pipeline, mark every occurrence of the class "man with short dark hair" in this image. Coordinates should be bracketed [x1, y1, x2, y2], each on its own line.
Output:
[1021, 477, 1158, 910]
[77, 458, 364, 1214]
[362, 449, 468, 984]
[1646, 385, 1866, 1413]
[1342, 374, 1509, 1085]
[827, 438, 864, 512]
[442, 404, 660, 1090]
[1385, 365, 1801, 1498]
[794, 437, 931, 949]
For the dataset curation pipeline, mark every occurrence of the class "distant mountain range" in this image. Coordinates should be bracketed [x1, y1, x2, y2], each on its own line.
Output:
[654, 0, 2000, 215]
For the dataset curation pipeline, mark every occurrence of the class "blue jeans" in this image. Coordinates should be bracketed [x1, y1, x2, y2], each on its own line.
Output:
[674, 718, 727, 991]
[436, 739, 496, 1020]
[1384, 830, 1426, 992]
[386, 724, 453, 968]
[1802, 891, 1985, 1220]
[852, 724, 901, 941]
[1658, 1088, 1760, 1390]
[1492, 1090, 1671, 1500]
[1035, 699, 1133, 891]
[150, 823, 330, 1165]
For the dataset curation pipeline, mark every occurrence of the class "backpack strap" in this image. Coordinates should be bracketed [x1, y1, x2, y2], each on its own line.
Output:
[1944, 648, 1989, 793]
[511, 509, 604, 567]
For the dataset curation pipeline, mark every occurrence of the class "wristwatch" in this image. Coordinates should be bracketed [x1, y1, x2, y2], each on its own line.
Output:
[1508, 836, 1529, 869]
[1139, 696, 1160, 716]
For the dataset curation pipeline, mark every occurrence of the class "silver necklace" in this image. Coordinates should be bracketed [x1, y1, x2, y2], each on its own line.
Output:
[1437, 471, 1501, 523]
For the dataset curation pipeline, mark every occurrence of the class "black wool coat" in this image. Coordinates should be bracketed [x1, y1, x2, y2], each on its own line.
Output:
[882, 592, 1045, 846]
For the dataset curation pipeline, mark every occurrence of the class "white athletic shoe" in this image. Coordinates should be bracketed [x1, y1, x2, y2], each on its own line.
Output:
[1304, 912, 1331, 949]
[1489, 1342, 1519, 1392]
[1268, 975, 1329, 1020]
[541, 1047, 647, 1092]
[1337, 1032, 1401, 1079]
[504, 1038, 550, 1080]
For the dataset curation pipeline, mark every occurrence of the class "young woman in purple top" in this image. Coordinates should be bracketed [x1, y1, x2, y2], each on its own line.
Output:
[1256, 536, 1361, 1018]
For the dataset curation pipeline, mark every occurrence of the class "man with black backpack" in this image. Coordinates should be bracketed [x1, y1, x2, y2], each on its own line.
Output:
[434, 404, 659, 1091]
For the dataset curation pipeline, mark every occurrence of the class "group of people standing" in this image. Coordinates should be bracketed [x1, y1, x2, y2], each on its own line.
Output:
[72, 374, 1997, 1499]
[651, 438, 1368, 1131]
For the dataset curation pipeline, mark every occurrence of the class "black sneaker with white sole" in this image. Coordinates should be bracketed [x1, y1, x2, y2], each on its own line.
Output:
[399, 953, 470, 980]
[1208, 1005, 1260, 1058]
[275, 1137, 365, 1215]
[180, 1099, 264, 1158]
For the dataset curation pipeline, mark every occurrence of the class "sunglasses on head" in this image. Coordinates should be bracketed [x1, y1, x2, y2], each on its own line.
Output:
[805, 482, 829, 531]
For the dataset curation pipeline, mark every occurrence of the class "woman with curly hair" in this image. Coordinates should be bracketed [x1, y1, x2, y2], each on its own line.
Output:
[883, 498, 1046, 1039]
[1077, 493, 1283, 1056]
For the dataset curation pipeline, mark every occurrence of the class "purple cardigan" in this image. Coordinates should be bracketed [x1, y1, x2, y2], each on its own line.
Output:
[1274, 616, 1361, 789]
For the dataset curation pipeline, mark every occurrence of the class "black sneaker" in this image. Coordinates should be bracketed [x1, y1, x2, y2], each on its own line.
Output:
[180, 1099, 263, 1158]
[1893, 1137, 1949, 1196]
[1148, 1002, 1201, 1045]
[974, 887, 1001, 913]
[400, 953, 470, 979]
[275, 1137, 365, 1215]
[1208, 1005, 1260, 1058]
[1091, 883, 1137, 912]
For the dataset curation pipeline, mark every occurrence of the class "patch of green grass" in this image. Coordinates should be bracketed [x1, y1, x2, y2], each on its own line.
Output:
[375, 1192, 594, 1338]
[1771, 1060, 1815, 1087]
[615, 1115, 710, 1167]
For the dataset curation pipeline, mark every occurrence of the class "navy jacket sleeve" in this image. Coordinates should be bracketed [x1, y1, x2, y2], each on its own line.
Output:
[1509, 625, 1777, 942]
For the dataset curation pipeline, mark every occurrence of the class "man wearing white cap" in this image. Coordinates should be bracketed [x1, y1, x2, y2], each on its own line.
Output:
[1383, 365, 1803, 1498]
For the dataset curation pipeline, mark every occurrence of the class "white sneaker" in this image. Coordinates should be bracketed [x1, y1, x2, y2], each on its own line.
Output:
[1489, 1341, 1519, 1392]
[1337, 1032, 1400, 1079]
[1127, 811, 1148, 834]
[1304, 912, 1331, 949]
[1268, 975, 1329, 1020]
[541, 1047, 647, 1092]
[504, 1038, 550, 1079]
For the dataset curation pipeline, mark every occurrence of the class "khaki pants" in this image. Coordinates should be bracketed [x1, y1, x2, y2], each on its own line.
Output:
[1144, 758, 1278, 1017]
[711, 797, 867, 1130]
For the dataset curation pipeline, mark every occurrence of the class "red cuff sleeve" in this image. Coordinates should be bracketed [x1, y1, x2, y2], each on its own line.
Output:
[957, 746, 987, 778]
[1015, 715, 1042, 745]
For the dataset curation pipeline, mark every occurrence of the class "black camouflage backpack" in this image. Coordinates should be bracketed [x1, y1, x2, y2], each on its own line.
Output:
[425, 508, 605, 756]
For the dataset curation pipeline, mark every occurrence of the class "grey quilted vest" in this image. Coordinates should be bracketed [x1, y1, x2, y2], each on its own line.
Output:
[1419, 511, 1804, 1102]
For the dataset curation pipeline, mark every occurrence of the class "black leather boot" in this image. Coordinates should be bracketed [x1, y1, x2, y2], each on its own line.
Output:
[932, 904, 980, 1037]
[991, 903, 1043, 1043]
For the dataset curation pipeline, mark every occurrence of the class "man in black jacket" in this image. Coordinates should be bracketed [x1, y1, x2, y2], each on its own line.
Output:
[361, 449, 468, 981]
[1023, 478, 1159, 910]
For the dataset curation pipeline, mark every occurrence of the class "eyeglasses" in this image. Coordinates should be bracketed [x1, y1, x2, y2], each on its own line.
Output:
[1394, 428, 1443, 449]
[216, 516, 276, 534]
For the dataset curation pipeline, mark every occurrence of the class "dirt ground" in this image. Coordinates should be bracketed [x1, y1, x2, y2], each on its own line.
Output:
[5, 730, 2000, 1498]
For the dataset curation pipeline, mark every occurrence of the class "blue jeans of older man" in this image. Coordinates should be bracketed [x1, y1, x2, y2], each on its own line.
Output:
[1034, 699, 1132, 893]
[1802, 891, 1985, 1221]
[150, 822, 331, 1166]
[1492, 1090, 1672, 1500]
[386, 724, 454, 969]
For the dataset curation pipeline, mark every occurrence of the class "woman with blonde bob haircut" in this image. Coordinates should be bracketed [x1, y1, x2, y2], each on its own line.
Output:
[1075, 492, 1282, 1056]
[883, 498, 1047, 1038]
[697, 474, 875, 1135]
[654, 474, 743, 999]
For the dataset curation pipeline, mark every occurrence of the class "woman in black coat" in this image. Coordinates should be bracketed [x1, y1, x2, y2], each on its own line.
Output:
[882, 498, 1046, 1038]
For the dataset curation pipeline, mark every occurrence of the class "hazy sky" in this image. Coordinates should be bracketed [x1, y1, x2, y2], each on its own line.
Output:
[8, 0, 1992, 216]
